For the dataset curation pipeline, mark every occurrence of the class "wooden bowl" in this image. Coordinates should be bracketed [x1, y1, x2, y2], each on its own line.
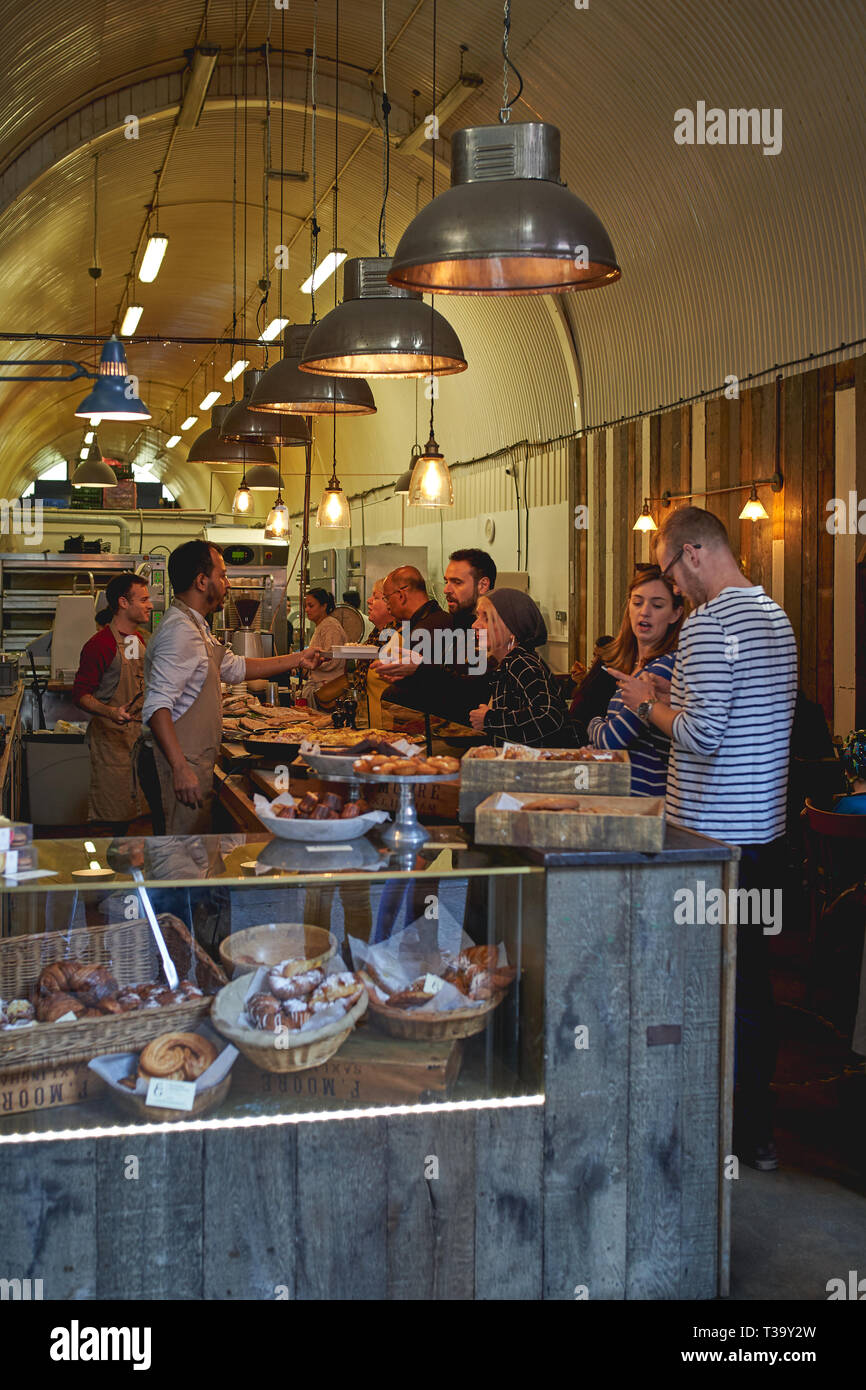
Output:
[219, 923, 337, 979]
[104, 1071, 232, 1124]
[210, 973, 368, 1074]
[359, 972, 506, 1040]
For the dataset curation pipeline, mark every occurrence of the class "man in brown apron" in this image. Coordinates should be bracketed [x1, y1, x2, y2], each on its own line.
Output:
[143, 540, 321, 835]
[72, 573, 153, 833]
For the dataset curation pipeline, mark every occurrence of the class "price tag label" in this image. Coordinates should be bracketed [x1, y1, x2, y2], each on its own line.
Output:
[145, 1078, 196, 1111]
[306, 844, 354, 854]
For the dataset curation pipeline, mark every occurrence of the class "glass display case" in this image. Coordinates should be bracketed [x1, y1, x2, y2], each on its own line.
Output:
[0, 829, 545, 1137]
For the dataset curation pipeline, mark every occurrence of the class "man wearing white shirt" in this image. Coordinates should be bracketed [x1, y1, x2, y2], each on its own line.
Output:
[143, 540, 318, 833]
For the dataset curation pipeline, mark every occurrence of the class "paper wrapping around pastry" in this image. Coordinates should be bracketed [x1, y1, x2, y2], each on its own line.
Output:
[500, 742, 542, 761]
[489, 792, 524, 811]
[240, 958, 359, 1034]
[88, 1020, 238, 1097]
[349, 909, 509, 1013]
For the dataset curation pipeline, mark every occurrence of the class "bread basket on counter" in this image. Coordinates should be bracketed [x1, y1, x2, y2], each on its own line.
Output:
[211, 971, 368, 1074]
[0, 915, 226, 1069]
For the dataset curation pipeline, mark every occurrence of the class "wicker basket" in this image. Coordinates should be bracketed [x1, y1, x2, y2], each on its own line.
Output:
[218, 923, 336, 978]
[0, 914, 226, 1069]
[211, 973, 368, 1073]
[101, 1071, 232, 1124]
[359, 972, 506, 1040]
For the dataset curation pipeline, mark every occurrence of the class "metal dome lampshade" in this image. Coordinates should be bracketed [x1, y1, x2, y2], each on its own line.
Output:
[187, 405, 279, 472]
[246, 464, 284, 490]
[221, 369, 311, 446]
[394, 444, 422, 496]
[250, 325, 376, 415]
[299, 258, 467, 378]
[71, 438, 118, 487]
[75, 335, 152, 419]
[408, 432, 453, 507]
[388, 124, 621, 295]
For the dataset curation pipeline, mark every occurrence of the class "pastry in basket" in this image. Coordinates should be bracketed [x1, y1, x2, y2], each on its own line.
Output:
[523, 796, 587, 811]
[2, 998, 35, 1027]
[309, 971, 364, 1009]
[36, 992, 86, 1023]
[267, 966, 324, 1000]
[248, 993, 283, 1031]
[465, 746, 499, 760]
[281, 998, 313, 1030]
[138, 1032, 217, 1082]
[386, 984, 437, 1010]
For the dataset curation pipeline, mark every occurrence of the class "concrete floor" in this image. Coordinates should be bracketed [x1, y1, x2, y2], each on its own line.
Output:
[731, 1164, 866, 1300]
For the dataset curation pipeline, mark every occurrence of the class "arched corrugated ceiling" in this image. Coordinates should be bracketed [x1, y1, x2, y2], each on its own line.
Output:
[0, 0, 862, 513]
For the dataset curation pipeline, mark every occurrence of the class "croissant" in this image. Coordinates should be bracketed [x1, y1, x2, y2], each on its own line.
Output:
[138, 1032, 217, 1081]
[36, 992, 86, 1023]
[37, 961, 75, 995]
[465, 945, 498, 970]
[65, 963, 118, 1005]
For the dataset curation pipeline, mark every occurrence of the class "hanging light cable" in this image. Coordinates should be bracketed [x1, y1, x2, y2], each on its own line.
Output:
[300, 0, 466, 379]
[388, 0, 620, 295]
[409, 0, 453, 508]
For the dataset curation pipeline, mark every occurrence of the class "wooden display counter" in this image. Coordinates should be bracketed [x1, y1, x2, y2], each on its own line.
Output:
[0, 825, 736, 1301]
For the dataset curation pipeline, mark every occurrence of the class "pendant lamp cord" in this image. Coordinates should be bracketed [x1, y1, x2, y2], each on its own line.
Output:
[331, 0, 340, 488]
[260, 25, 272, 360]
[428, 0, 437, 438]
[310, 0, 320, 324]
[231, 0, 239, 403]
[377, 0, 391, 256]
[500, 0, 523, 124]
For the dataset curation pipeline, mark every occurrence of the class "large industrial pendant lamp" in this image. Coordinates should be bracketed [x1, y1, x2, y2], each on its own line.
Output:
[388, 2, 620, 295]
[71, 436, 119, 487]
[221, 369, 310, 446]
[75, 335, 152, 420]
[300, 0, 465, 379]
[251, 324, 376, 414]
[188, 404, 279, 471]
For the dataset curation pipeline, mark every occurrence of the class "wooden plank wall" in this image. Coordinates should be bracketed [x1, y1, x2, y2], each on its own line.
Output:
[571, 352, 866, 724]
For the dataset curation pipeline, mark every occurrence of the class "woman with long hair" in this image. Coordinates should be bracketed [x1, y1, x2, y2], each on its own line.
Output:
[301, 588, 348, 707]
[588, 565, 685, 795]
[468, 589, 568, 747]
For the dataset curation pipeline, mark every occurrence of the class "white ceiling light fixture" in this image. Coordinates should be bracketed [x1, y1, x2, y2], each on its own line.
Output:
[89, 415, 101, 427]
[224, 359, 249, 383]
[139, 233, 169, 283]
[120, 304, 143, 336]
[199, 389, 221, 410]
[166, 433, 182, 448]
[177, 45, 220, 130]
[79, 446, 89, 460]
[181, 415, 198, 430]
[84, 431, 95, 444]
[259, 317, 290, 342]
[300, 250, 347, 295]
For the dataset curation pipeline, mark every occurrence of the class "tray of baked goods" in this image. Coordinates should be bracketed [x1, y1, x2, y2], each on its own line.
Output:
[0, 914, 226, 1069]
[459, 744, 631, 820]
[211, 962, 369, 1073]
[252, 788, 391, 841]
[474, 790, 664, 852]
[352, 752, 461, 782]
[299, 729, 418, 779]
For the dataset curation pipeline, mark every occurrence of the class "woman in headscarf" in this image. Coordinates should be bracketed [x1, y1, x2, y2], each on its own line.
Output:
[468, 589, 568, 747]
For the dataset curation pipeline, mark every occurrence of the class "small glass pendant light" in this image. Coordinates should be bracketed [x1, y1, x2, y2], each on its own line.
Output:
[739, 485, 769, 522]
[316, 474, 351, 528]
[232, 478, 253, 515]
[408, 431, 453, 507]
[264, 491, 290, 539]
[632, 499, 657, 532]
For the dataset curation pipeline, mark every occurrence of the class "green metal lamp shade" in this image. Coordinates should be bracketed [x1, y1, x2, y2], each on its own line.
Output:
[388, 124, 621, 295]
[245, 464, 284, 489]
[250, 325, 377, 415]
[71, 439, 118, 487]
[300, 258, 467, 379]
[74, 335, 151, 419]
[221, 369, 310, 445]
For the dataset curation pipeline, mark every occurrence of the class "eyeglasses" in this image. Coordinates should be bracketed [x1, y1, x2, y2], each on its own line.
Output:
[383, 584, 410, 601]
[661, 543, 701, 578]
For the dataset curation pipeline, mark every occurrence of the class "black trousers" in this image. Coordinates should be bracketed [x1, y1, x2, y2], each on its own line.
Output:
[137, 741, 166, 835]
[733, 836, 787, 1144]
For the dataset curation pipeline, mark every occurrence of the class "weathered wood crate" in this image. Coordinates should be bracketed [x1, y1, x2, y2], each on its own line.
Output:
[475, 791, 665, 851]
[459, 749, 631, 820]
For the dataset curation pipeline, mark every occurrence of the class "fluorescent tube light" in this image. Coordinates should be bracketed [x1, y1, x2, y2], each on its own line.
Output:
[120, 304, 143, 335]
[84, 431, 94, 444]
[300, 249, 347, 294]
[166, 434, 182, 448]
[199, 390, 221, 410]
[139, 234, 169, 283]
[224, 359, 249, 382]
[177, 45, 220, 131]
[180, 415, 198, 430]
[259, 317, 289, 342]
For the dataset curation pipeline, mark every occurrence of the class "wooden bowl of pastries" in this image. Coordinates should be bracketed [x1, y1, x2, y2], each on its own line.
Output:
[219, 923, 337, 979]
[359, 945, 516, 1041]
[211, 968, 368, 1073]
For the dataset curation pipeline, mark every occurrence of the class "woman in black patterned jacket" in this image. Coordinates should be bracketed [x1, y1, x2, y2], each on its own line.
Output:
[468, 589, 568, 747]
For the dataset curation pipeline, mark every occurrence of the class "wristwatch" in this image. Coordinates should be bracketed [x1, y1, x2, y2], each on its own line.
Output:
[637, 698, 655, 723]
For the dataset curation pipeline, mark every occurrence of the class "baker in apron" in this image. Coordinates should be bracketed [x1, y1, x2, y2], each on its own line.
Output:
[72, 573, 154, 833]
[143, 540, 323, 835]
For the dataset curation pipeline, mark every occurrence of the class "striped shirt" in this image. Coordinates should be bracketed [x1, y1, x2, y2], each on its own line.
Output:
[483, 647, 568, 747]
[587, 651, 675, 797]
[666, 586, 797, 844]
